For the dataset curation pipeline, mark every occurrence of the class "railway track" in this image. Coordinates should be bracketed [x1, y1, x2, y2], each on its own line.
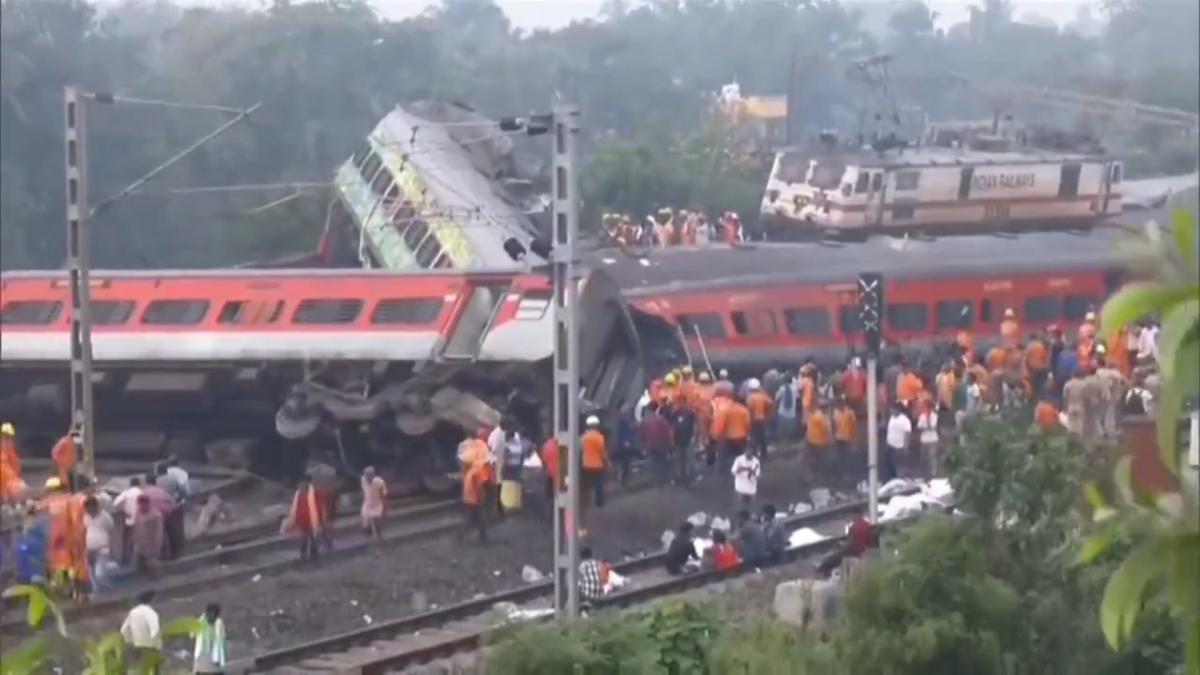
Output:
[0, 496, 462, 634]
[229, 497, 885, 674]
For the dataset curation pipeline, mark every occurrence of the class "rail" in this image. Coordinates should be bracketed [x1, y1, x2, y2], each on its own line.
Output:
[232, 496, 877, 673]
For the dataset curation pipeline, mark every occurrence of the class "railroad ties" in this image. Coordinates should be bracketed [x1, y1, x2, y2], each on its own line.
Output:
[236, 498, 896, 675]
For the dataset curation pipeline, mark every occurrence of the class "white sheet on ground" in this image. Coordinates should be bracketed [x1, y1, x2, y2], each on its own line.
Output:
[787, 527, 828, 548]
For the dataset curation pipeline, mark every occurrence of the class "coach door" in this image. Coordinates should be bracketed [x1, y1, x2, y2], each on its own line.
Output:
[865, 171, 886, 226]
[1059, 163, 1082, 199]
[441, 282, 510, 361]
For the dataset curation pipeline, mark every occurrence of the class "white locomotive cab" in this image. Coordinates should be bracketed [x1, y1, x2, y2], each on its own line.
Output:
[762, 147, 1123, 236]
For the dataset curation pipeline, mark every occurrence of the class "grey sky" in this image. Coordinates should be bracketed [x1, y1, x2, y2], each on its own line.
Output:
[153, 0, 1088, 30]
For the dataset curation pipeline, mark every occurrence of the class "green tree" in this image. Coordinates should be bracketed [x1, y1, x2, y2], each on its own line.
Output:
[1082, 209, 1200, 673]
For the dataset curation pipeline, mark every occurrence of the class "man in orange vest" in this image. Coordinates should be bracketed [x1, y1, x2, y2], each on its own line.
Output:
[678, 365, 697, 409]
[460, 458, 490, 542]
[746, 383, 774, 459]
[709, 390, 733, 470]
[1034, 398, 1062, 433]
[721, 396, 752, 474]
[805, 404, 833, 473]
[51, 432, 79, 492]
[833, 398, 858, 477]
[581, 416, 608, 513]
[692, 371, 715, 448]
[42, 477, 85, 595]
[1, 423, 26, 503]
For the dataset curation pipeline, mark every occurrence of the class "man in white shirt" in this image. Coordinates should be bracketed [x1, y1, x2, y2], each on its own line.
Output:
[1137, 322, 1159, 365]
[165, 456, 189, 501]
[121, 590, 162, 669]
[112, 477, 144, 564]
[884, 405, 912, 483]
[730, 445, 761, 509]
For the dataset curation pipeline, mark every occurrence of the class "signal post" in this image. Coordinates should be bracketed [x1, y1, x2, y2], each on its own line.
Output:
[857, 272, 883, 523]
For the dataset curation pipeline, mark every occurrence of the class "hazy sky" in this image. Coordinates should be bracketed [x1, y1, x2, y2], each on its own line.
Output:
[159, 0, 1088, 30]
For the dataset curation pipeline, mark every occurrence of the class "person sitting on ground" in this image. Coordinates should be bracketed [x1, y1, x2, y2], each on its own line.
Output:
[817, 505, 875, 576]
[760, 504, 786, 565]
[578, 545, 606, 604]
[734, 509, 767, 568]
[706, 530, 741, 572]
[664, 522, 700, 575]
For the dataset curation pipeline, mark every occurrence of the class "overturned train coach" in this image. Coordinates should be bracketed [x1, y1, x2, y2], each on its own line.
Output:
[0, 267, 649, 474]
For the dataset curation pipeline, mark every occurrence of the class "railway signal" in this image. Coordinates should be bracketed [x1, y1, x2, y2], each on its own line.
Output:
[857, 272, 883, 523]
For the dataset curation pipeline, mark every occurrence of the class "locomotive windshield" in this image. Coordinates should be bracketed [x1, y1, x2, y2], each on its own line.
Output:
[808, 160, 846, 189]
[776, 151, 809, 184]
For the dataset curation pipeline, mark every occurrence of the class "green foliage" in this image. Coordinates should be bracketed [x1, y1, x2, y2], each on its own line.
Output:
[487, 602, 715, 674]
[0, 583, 202, 675]
[835, 516, 1025, 675]
[1089, 209, 1200, 673]
[707, 619, 835, 675]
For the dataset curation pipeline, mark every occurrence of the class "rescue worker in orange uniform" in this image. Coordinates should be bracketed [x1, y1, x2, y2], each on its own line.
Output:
[805, 404, 832, 473]
[896, 367, 924, 413]
[51, 432, 79, 492]
[539, 437, 559, 513]
[833, 398, 858, 477]
[1034, 398, 1062, 432]
[581, 416, 608, 512]
[42, 477, 86, 597]
[709, 389, 733, 468]
[693, 371, 715, 446]
[1107, 326, 1132, 378]
[1000, 308, 1020, 346]
[460, 457, 490, 542]
[799, 366, 817, 429]
[663, 370, 682, 406]
[677, 365, 697, 409]
[720, 395, 751, 474]
[985, 344, 1008, 372]
[746, 383, 774, 459]
[1, 423, 26, 503]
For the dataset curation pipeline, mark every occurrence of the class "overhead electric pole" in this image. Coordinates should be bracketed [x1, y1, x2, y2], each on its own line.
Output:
[62, 86, 260, 478]
[64, 86, 96, 478]
[550, 103, 582, 619]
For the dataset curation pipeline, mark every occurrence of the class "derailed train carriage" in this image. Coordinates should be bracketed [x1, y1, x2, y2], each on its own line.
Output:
[0, 267, 649, 476]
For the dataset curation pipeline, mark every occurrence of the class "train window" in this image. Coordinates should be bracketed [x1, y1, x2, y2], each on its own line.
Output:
[887, 303, 928, 331]
[1, 300, 63, 325]
[1111, 164, 1122, 184]
[359, 152, 383, 184]
[731, 310, 778, 337]
[370, 168, 393, 196]
[371, 298, 444, 324]
[90, 300, 136, 325]
[854, 172, 870, 194]
[142, 299, 209, 325]
[1063, 294, 1098, 321]
[1059, 164, 1082, 198]
[1024, 296, 1061, 322]
[217, 301, 244, 324]
[514, 291, 552, 320]
[979, 299, 993, 323]
[838, 306, 862, 335]
[677, 313, 726, 339]
[783, 307, 831, 336]
[870, 173, 883, 192]
[892, 203, 915, 220]
[935, 300, 974, 329]
[402, 220, 430, 252]
[895, 171, 921, 191]
[957, 167, 974, 201]
[293, 299, 363, 324]
[415, 233, 444, 268]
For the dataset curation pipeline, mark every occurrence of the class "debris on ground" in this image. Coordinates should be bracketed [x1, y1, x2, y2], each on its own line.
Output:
[521, 565, 545, 583]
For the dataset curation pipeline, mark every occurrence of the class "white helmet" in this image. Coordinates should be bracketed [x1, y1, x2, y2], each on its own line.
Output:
[586, 415, 600, 427]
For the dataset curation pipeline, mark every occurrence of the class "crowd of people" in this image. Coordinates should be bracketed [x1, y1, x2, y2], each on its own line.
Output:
[603, 208, 753, 247]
